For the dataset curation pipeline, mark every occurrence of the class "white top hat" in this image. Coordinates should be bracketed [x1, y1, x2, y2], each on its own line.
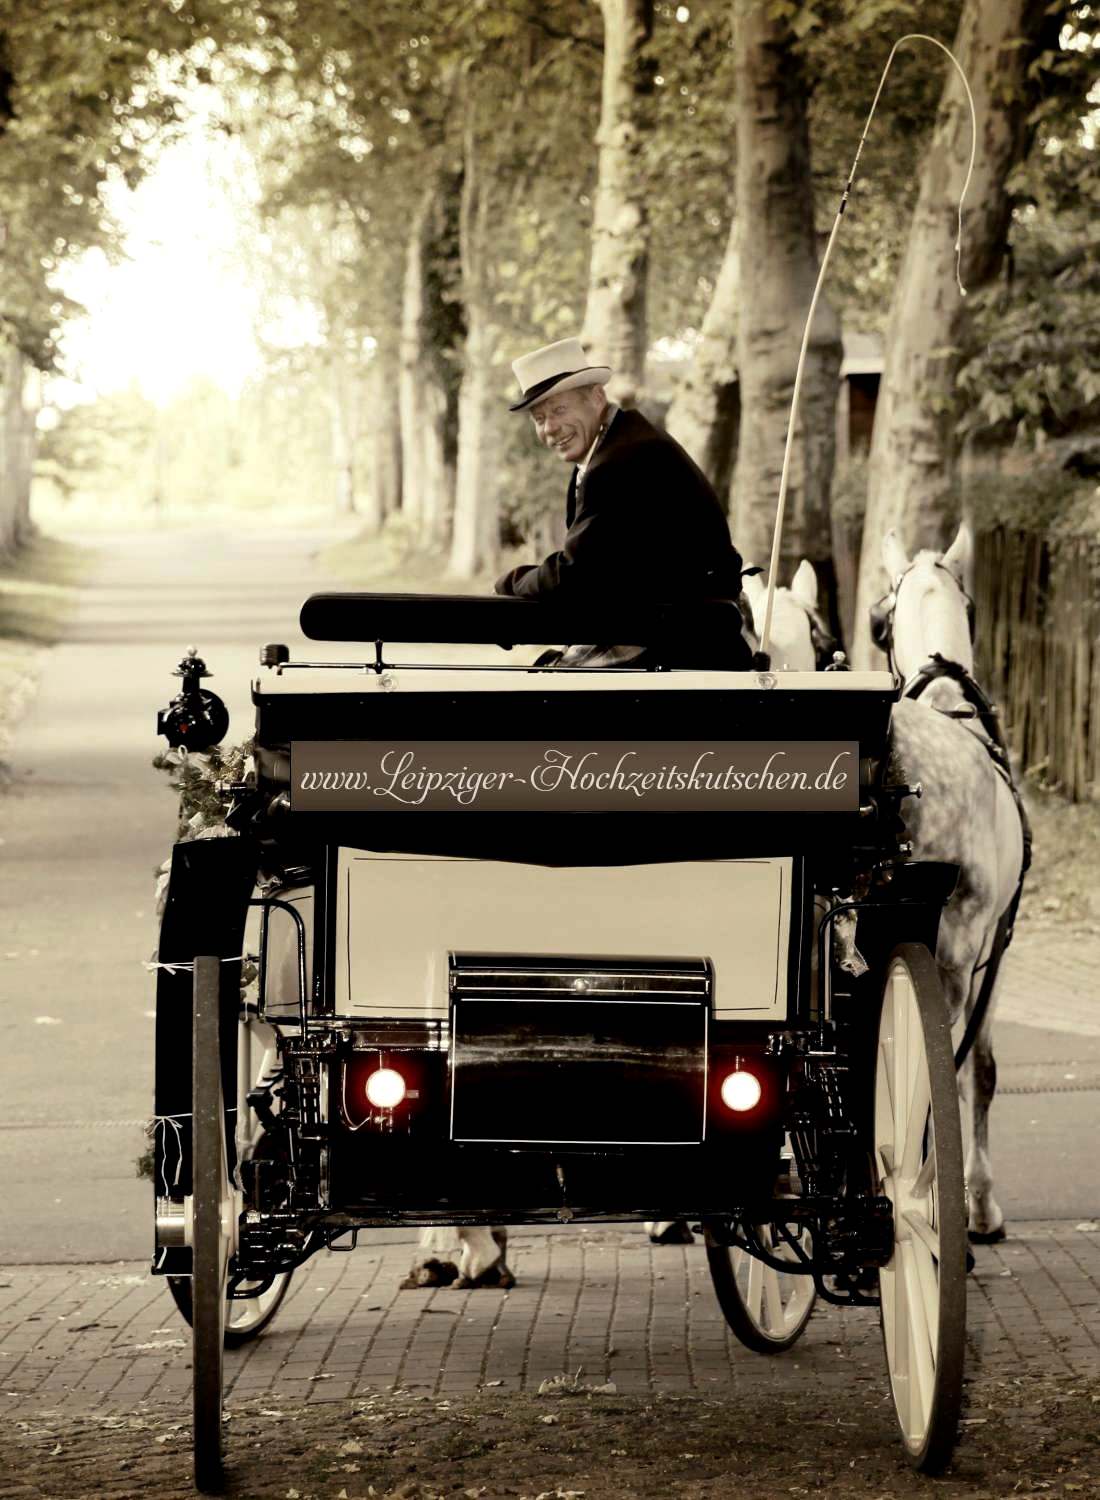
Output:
[509, 337, 612, 412]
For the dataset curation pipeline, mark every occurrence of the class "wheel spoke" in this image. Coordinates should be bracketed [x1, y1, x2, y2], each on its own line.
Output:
[908, 1227, 941, 1355]
[910, 1147, 937, 1200]
[901, 1239, 935, 1438]
[902, 1207, 940, 1262]
[745, 1252, 766, 1322]
[901, 1064, 932, 1181]
[762, 1265, 785, 1332]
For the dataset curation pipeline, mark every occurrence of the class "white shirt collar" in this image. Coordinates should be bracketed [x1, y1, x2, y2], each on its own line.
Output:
[577, 403, 619, 479]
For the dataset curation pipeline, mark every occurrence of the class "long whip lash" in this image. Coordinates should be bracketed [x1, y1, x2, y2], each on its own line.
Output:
[755, 33, 977, 668]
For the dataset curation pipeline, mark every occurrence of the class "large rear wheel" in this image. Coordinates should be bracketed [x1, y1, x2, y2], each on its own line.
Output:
[706, 1223, 816, 1353]
[875, 944, 966, 1472]
[191, 956, 237, 1493]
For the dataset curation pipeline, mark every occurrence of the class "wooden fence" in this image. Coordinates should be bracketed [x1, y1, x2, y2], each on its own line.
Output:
[973, 527, 1100, 802]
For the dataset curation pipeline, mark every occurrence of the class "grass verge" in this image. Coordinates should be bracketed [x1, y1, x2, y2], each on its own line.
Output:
[1017, 780, 1100, 930]
[0, 532, 94, 768]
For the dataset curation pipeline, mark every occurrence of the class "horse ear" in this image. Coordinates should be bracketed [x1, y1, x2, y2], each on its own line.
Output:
[941, 522, 972, 581]
[790, 559, 818, 609]
[882, 529, 909, 582]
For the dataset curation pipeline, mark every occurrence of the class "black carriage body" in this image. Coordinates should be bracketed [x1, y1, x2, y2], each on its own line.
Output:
[153, 597, 955, 1267]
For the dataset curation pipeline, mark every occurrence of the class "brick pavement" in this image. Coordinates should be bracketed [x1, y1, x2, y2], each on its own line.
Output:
[0, 1223, 1097, 1420]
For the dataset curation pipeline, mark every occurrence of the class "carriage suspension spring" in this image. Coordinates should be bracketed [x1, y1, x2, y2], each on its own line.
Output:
[293, 1056, 326, 1141]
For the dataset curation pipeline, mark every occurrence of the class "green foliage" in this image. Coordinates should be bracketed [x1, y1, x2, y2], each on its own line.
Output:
[151, 738, 254, 842]
[7, 0, 1097, 553]
[962, 462, 1095, 536]
[35, 374, 342, 514]
[0, 0, 269, 365]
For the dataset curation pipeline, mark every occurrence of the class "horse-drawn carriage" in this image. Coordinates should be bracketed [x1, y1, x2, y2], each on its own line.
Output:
[153, 592, 968, 1491]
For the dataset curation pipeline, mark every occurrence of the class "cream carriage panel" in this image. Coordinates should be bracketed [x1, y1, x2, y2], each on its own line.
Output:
[334, 850, 794, 1022]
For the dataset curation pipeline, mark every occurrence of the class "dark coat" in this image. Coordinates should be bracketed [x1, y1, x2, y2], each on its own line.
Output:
[495, 408, 749, 667]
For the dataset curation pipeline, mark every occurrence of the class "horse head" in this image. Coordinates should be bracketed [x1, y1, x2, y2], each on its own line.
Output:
[873, 524, 974, 683]
[741, 561, 833, 671]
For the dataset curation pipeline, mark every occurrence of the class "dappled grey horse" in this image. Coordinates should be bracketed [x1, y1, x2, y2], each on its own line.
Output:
[874, 523, 1029, 1242]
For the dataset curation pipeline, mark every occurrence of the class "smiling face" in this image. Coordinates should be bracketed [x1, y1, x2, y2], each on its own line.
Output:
[529, 384, 608, 463]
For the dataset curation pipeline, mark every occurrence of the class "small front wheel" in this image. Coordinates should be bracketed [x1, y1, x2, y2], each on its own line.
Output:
[706, 1224, 816, 1353]
[167, 1270, 293, 1348]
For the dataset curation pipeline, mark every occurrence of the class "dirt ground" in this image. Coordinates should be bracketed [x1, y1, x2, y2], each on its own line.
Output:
[3, 1374, 1098, 1500]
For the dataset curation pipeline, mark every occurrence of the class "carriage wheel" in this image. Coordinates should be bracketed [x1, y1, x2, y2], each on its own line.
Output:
[875, 944, 966, 1473]
[191, 955, 238, 1493]
[167, 1270, 292, 1348]
[706, 1224, 816, 1353]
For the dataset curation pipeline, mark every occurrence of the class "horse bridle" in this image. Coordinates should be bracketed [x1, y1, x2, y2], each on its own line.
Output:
[870, 560, 976, 683]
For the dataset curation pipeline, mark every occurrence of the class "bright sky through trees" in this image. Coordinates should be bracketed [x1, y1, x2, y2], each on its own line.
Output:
[48, 94, 264, 412]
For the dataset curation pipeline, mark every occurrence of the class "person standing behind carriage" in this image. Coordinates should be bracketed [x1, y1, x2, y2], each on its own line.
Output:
[494, 338, 752, 668]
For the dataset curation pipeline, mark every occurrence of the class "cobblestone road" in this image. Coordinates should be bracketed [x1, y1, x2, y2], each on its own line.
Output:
[1, 1223, 1097, 1419]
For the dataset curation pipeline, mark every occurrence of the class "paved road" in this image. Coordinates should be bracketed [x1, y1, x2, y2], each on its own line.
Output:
[0, 524, 363, 1264]
[0, 526, 1097, 1266]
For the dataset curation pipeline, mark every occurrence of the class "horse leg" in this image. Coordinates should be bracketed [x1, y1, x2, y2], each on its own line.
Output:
[645, 1220, 694, 1244]
[965, 1015, 1006, 1243]
[455, 1227, 515, 1288]
[401, 1226, 515, 1288]
[400, 1226, 463, 1288]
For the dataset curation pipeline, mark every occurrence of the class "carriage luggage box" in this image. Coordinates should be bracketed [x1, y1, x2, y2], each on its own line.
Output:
[448, 954, 710, 1147]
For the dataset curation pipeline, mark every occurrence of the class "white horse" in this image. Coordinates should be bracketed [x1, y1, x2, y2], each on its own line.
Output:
[740, 559, 834, 673]
[877, 523, 1028, 1242]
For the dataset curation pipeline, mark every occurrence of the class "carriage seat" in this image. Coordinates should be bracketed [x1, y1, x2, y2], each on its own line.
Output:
[299, 591, 752, 670]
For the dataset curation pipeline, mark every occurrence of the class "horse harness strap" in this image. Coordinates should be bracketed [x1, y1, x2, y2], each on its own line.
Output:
[903, 654, 1014, 783]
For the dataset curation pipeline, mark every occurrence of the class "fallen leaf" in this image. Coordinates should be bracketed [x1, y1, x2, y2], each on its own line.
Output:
[541, 1414, 559, 1425]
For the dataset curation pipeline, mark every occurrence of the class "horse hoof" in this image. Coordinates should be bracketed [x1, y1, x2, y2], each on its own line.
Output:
[968, 1223, 1007, 1245]
[400, 1257, 461, 1289]
[649, 1221, 695, 1245]
[454, 1261, 516, 1290]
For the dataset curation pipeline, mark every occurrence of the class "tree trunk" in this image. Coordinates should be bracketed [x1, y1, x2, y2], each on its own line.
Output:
[730, 0, 842, 620]
[329, 359, 356, 515]
[851, 0, 1055, 667]
[398, 169, 462, 546]
[664, 212, 740, 500]
[0, 345, 29, 555]
[449, 118, 499, 580]
[15, 362, 38, 544]
[361, 343, 401, 535]
[580, 0, 654, 406]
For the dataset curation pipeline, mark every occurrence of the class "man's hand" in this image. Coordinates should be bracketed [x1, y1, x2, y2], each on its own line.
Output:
[494, 565, 535, 596]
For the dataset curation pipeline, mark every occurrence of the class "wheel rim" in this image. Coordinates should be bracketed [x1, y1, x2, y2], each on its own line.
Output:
[875, 951, 964, 1460]
[227, 1275, 289, 1335]
[732, 1227, 815, 1341]
[192, 956, 237, 1491]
